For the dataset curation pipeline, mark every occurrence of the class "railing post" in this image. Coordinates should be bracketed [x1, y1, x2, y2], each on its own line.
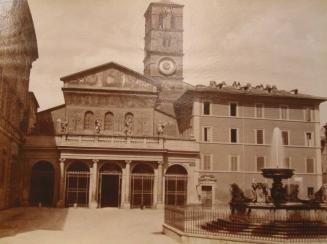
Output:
[183, 207, 186, 232]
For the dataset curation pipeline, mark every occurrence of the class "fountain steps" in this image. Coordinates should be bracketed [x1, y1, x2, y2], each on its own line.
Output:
[201, 219, 327, 239]
[196, 127, 327, 242]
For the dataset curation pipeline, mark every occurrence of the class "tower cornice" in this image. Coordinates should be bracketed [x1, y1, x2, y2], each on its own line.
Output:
[144, 2, 184, 18]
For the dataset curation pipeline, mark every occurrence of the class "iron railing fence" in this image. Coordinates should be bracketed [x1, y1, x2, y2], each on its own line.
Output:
[164, 204, 327, 242]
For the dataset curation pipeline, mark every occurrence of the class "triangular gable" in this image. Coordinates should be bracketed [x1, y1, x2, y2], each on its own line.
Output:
[60, 62, 158, 92]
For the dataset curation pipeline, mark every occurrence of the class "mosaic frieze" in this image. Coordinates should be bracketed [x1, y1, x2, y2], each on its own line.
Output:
[65, 93, 155, 108]
[66, 68, 155, 91]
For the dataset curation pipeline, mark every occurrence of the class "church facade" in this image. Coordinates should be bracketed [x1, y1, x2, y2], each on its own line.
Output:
[24, 1, 326, 209]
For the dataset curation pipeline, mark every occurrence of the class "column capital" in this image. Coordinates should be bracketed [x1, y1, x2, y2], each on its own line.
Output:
[59, 158, 66, 163]
[92, 159, 99, 164]
[125, 160, 132, 165]
[158, 161, 163, 166]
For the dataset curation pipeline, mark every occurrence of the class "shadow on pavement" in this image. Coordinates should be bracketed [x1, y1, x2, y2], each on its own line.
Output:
[0, 207, 68, 238]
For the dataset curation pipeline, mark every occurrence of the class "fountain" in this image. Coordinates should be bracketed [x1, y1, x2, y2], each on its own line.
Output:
[201, 127, 327, 241]
[262, 127, 294, 205]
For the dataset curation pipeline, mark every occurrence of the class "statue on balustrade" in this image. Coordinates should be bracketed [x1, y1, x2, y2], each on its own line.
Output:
[95, 119, 102, 134]
[124, 113, 134, 136]
[157, 121, 168, 137]
[57, 118, 68, 134]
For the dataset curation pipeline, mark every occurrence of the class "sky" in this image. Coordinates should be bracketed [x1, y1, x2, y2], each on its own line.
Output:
[27, 0, 327, 125]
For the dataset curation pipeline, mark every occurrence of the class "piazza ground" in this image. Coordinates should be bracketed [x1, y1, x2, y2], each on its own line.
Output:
[0, 207, 178, 244]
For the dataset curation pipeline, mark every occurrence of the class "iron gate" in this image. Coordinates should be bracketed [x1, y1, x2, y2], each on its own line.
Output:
[65, 171, 90, 207]
[131, 174, 154, 208]
[165, 175, 187, 206]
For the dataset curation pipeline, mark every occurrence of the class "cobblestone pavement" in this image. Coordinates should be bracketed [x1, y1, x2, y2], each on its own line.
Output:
[0, 207, 178, 244]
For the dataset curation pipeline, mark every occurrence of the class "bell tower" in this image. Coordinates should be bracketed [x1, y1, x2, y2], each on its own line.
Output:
[144, 1, 184, 90]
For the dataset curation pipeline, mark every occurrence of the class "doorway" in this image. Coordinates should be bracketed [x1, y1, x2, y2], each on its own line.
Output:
[201, 185, 213, 207]
[99, 163, 122, 207]
[29, 161, 54, 207]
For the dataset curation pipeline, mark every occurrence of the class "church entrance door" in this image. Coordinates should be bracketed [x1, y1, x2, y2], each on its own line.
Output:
[99, 163, 122, 208]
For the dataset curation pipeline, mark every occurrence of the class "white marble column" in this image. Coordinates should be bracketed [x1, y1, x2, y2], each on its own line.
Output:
[122, 160, 131, 208]
[89, 160, 98, 208]
[156, 161, 164, 208]
[56, 158, 65, 208]
[153, 167, 158, 208]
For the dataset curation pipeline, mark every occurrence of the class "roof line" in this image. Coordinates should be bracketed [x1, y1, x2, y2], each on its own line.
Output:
[38, 104, 65, 113]
[60, 61, 160, 88]
[155, 108, 176, 119]
[185, 89, 327, 102]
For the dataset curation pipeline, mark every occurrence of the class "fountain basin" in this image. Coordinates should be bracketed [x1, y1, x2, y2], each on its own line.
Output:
[261, 168, 294, 179]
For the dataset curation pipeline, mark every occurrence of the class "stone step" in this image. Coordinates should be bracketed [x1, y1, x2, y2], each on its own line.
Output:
[201, 220, 327, 238]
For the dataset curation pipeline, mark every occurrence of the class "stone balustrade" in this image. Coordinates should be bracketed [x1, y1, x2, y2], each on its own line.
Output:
[25, 134, 199, 153]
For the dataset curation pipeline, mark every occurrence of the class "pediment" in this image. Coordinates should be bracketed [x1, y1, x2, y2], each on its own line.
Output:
[61, 62, 157, 92]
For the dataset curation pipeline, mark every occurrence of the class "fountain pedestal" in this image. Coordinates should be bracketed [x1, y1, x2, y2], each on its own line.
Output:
[261, 168, 294, 205]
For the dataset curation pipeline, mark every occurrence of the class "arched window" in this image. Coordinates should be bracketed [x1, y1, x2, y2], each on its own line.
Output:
[104, 112, 114, 131]
[84, 111, 94, 130]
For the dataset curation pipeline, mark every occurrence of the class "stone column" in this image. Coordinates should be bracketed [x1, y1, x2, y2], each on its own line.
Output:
[153, 167, 158, 208]
[89, 159, 98, 208]
[122, 160, 131, 208]
[56, 158, 66, 208]
[156, 161, 164, 208]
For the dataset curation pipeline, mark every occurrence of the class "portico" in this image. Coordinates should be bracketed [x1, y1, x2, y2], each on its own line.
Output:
[54, 151, 197, 209]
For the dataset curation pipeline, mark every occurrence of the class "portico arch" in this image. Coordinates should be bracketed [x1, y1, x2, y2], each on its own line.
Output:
[99, 163, 122, 208]
[29, 161, 55, 207]
[165, 164, 188, 206]
[65, 161, 90, 207]
[131, 163, 154, 208]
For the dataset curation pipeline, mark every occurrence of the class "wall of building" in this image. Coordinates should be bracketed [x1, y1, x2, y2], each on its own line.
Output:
[193, 93, 323, 203]
[321, 126, 327, 184]
[0, 0, 38, 209]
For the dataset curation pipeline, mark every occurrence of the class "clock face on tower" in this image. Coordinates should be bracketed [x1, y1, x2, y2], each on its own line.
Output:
[158, 57, 176, 76]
